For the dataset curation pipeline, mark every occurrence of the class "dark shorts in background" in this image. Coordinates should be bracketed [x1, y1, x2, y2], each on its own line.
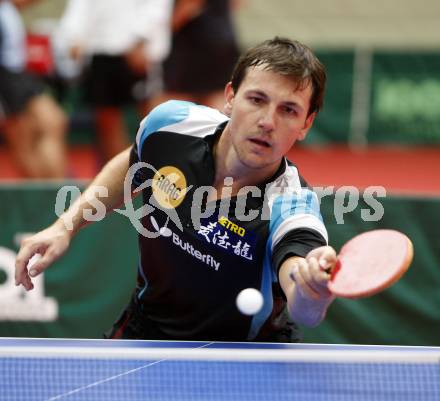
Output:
[163, 0, 240, 95]
[163, 38, 239, 94]
[0, 66, 45, 117]
[83, 54, 148, 108]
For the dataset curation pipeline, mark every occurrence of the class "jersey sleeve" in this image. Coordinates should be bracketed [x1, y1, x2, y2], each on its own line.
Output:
[130, 100, 194, 188]
[135, 100, 193, 158]
[129, 143, 144, 189]
[130, 100, 228, 190]
[272, 228, 327, 273]
[268, 188, 328, 275]
[135, 100, 228, 158]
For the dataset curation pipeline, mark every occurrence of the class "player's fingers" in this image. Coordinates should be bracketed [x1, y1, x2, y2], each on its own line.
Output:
[290, 259, 321, 300]
[306, 246, 337, 272]
[318, 247, 337, 272]
[289, 258, 308, 282]
[300, 257, 329, 294]
[28, 245, 63, 278]
[310, 257, 331, 283]
[308, 258, 333, 297]
[15, 241, 42, 287]
[15, 268, 34, 291]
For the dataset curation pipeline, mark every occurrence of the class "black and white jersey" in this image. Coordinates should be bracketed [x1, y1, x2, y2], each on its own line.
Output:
[128, 100, 328, 341]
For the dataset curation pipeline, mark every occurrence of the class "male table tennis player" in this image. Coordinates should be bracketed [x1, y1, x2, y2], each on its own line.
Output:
[15, 37, 337, 342]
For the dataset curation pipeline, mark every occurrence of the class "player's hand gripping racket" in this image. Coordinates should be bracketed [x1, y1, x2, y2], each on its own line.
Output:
[326, 229, 413, 299]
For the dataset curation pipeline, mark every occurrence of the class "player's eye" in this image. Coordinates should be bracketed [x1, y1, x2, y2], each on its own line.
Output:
[282, 106, 298, 116]
[249, 96, 263, 105]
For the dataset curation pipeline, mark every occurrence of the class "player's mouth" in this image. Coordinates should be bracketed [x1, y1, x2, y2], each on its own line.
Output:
[248, 138, 271, 148]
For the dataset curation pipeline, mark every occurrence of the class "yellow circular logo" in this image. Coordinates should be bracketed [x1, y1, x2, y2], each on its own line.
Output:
[152, 166, 188, 209]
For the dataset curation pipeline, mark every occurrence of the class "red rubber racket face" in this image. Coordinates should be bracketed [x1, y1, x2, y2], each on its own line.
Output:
[328, 230, 413, 299]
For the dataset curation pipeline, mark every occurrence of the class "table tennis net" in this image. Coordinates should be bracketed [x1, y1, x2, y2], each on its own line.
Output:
[2, 345, 439, 401]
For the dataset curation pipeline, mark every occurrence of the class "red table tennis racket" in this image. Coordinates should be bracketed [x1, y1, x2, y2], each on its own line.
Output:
[327, 229, 413, 299]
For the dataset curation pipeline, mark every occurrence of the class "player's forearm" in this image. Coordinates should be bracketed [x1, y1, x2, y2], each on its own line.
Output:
[286, 282, 333, 327]
[55, 147, 132, 237]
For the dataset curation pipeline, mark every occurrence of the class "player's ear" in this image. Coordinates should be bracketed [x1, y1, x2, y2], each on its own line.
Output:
[298, 111, 316, 141]
[223, 82, 235, 117]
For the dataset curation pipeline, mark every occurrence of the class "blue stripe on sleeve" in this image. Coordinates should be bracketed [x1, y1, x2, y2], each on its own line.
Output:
[273, 189, 322, 222]
[247, 252, 274, 340]
[246, 195, 299, 340]
[246, 189, 323, 340]
[138, 100, 193, 156]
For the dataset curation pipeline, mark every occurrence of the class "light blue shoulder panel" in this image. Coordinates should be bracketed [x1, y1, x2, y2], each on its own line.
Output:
[136, 100, 193, 156]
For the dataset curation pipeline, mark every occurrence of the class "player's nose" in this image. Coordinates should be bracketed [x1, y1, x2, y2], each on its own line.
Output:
[257, 108, 276, 133]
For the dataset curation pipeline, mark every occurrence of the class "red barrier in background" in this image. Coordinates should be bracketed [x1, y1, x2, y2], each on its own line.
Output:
[0, 145, 439, 197]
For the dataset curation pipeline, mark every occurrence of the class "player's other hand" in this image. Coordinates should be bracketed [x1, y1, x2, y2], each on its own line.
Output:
[15, 223, 72, 291]
[289, 246, 337, 302]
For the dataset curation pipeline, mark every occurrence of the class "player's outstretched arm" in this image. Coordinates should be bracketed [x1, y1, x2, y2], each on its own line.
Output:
[279, 246, 337, 327]
[15, 147, 132, 291]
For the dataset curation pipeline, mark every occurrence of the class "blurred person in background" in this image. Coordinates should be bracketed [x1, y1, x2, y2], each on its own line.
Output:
[0, 0, 67, 179]
[155, 0, 241, 111]
[57, 0, 173, 164]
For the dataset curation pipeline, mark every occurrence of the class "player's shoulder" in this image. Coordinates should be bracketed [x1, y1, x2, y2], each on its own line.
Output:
[265, 159, 322, 218]
[265, 160, 309, 198]
[136, 100, 228, 149]
[140, 100, 195, 135]
[265, 160, 328, 245]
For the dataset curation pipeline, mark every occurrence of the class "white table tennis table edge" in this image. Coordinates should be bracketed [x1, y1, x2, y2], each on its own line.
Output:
[1, 336, 440, 351]
[1, 340, 439, 364]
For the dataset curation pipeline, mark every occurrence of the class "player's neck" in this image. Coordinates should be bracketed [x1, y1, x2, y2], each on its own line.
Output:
[211, 130, 281, 197]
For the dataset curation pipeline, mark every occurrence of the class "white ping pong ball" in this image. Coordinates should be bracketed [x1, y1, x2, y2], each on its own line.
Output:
[236, 288, 264, 315]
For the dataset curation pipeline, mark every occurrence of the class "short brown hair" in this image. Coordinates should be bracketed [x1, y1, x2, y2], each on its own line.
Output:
[230, 37, 326, 114]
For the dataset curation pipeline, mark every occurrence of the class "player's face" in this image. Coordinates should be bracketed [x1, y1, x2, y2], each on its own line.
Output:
[223, 65, 316, 171]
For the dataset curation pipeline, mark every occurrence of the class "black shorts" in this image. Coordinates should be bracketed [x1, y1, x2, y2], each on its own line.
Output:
[82, 54, 148, 107]
[104, 291, 301, 343]
[104, 293, 170, 340]
[0, 66, 45, 117]
[163, 37, 239, 94]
